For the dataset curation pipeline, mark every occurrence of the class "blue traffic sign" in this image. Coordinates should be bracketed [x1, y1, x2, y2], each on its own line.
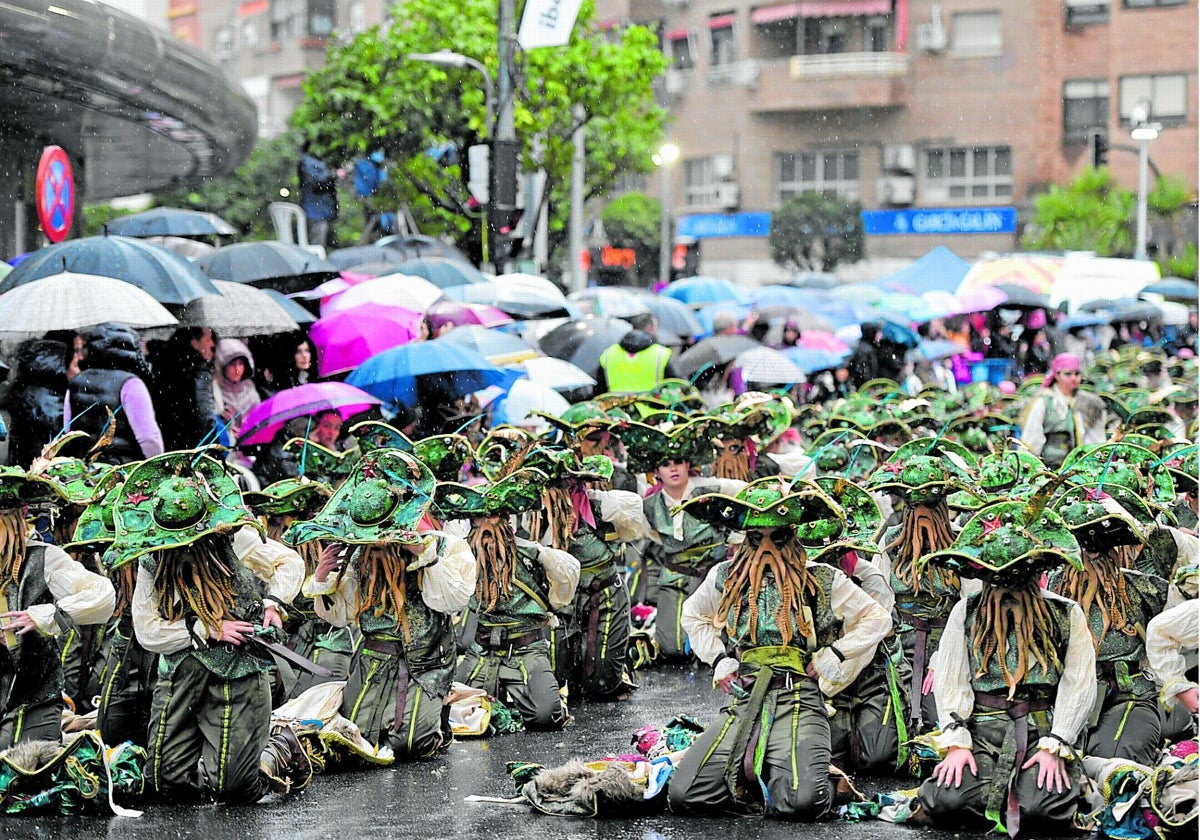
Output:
[862, 206, 1017, 236]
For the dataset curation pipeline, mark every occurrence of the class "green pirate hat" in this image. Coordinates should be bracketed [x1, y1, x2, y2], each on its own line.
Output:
[411, 434, 472, 482]
[36, 457, 116, 506]
[806, 429, 878, 480]
[534, 401, 616, 438]
[434, 468, 549, 519]
[866, 437, 978, 504]
[0, 465, 68, 509]
[527, 447, 614, 485]
[1050, 484, 1152, 551]
[285, 449, 435, 546]
[919, 500, 1081, 586]
[734, 392, 797, 445]
[1161, 444, 1197, 494]
[948, 412, 1017, 456]
[949, 449, 1047, 510]
[106, 451, 261, 570]
[678, 478, 845, 546]
[64, 470, 127, 553]
[699, 402, 774, 443]
[807, 475, 884, 561]
[1018, 374, 1047, 397]
[634, 379, 706, 412]
[609, 418, 713, 474]
[243, 477, 332, 518]
[282, 437, 357, 484]
[857, 378, 903, 399]
[865, 417, 915, 443]
[475, 426, 536, 478]
[1125, 407, 1183, 443]
[1063, 442, 1176, 504]
[349, 419, 413, 454]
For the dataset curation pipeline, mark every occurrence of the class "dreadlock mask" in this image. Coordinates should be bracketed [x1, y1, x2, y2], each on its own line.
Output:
[0, 506, 28, 592]
[887, 497, 959, 596]
[575, 427, 611, 458]
[712, 437, 752, 482]
[971, 579, 1065, 700]
[469, 515, 518, 613]
[265, 512, 323, 578]
[152, 534, 240, 636]
[717, 524, 821, 650]
[1057, 548, 1136, 649]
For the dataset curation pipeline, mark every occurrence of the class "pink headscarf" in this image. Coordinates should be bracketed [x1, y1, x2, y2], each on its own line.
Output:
[1026, 309, 1047, 330]
[1043, 353, 1081, 388]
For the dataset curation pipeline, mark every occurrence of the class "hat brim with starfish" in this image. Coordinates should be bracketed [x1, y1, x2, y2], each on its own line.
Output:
[434, 468, 549, 519]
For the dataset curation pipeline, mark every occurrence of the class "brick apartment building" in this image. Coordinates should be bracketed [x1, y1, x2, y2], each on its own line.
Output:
[161, 1, 1196, 282]
[599, 0, 1198, 281]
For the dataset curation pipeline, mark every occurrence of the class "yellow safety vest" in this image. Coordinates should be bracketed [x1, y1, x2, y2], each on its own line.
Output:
[599, 343, 672, 392]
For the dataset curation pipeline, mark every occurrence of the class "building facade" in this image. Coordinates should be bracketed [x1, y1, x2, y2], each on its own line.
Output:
[164, 0, 392, 138]
[600, 0, 1198, 281]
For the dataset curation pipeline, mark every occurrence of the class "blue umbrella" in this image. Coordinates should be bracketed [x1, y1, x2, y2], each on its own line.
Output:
[625, 290, 703, 343]
[394, 257, 489, 289]
[1141, 277, 1198, 301]
[917, 339, 966, 361]
[746, 285, 814, 308]
[663, 276, 746, 306]
[1061, 312, 1109, 329]
[346, 338, 508, 406]
[879, 319, 921, 348]
[694, 303, 755, 336]
[0, 235, 218, 305]
[782, 345, 850, 374]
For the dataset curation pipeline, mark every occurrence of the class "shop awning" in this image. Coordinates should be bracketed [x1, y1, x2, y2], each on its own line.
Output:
[708, 14, 735, 29]
[751, 0, 891, 23]
[665, 28, 691, 40]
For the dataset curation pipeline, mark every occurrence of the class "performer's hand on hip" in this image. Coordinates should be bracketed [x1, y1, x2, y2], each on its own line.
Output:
[933, 746, 977, 788]
[1022, 749, 1071, 793]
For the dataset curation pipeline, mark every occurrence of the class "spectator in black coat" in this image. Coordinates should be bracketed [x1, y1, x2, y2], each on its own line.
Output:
[7, 339, 68, 467]
[149, 327, 220, 451]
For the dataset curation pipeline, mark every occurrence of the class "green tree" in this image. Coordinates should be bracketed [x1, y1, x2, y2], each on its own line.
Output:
[767, 193, 864, 273]
[292, 0, 667, 267]
[1021, 168, 1135, 255]
[601, 192, 660, 286]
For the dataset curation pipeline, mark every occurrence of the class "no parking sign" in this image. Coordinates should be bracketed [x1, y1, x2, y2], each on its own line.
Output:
[36, 145, 74, 243]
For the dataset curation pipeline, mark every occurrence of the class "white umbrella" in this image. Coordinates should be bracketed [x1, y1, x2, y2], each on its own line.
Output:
[493, 379, 570, 430]
[734, 346, 806, 385]
[321, 273, 444, 315]
[569, 287, 651, 319]
[178, 280, 300, 336]
[0, 272, 177, 343]
[143, 236, 218, 260]
[451, 273, 574, 317]
[1156, 300, 1191, 326]
[519, 356, 596, 391]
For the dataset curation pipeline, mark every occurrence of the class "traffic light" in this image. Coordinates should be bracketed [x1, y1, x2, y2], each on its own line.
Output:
[1088, 129, 1109, 169]
[489, 207, 524, 264]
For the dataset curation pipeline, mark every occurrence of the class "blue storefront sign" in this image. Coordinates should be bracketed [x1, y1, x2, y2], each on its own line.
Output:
[861, 206, 1017, 236]
[676, 212, 772, 239]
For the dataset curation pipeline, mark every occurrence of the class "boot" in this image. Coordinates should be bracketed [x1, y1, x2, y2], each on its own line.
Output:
[259, 726, 313, 794]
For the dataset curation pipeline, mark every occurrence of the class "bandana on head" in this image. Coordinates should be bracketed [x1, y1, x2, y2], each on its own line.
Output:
[1043, 353, 1081, 388]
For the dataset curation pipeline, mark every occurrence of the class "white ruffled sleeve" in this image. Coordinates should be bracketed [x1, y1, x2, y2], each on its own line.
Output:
[929, 599, 975, 751]
[27, 544, 115, 635]
[681, 564, 727, 668]
[233, 526, 303, 608]
[587, 489, 652, 542]
[812, 568, 892, 696]
[419, 533, 477, 615]
[1036, 597, 1097, 754]
[132, 563, 202, 654]
[1146, 599, 1199, 711]
[527, 540, 580, 610]
[304, 565, 358, 628]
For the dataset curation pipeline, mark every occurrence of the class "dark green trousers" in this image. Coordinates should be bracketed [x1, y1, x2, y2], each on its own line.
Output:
[917, 711, 1081, 835]
[830, 636, 911, 773]
[0, 697, 62, 749]
[457, 640, 568, 730]
[1086, 685, 1161, 767]
[566, 568, 632, 700]
[93, 623, 155, 748]
[146, 657, 271, 804]
[669, 674, 833, 821]
[342, 646, 449, 761]
[655, 568, 703, 661]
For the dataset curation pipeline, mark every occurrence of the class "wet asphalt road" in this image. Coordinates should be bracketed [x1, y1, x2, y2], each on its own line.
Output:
[0, 664, 1068, 840]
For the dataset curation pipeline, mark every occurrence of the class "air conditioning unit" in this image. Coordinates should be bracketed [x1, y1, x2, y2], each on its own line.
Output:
[661, 0, 689, 6]
[915, 4, 947, 53]
[716, 182, 740, 210]
[876, 176, 915, 206]
[663, 68, 687, 97]
[711, 153, 734, 179]
[883, 144, 916, 174]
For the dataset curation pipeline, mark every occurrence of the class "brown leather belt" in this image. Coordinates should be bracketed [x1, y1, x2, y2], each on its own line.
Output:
[973, 691, 1054, 836]
[363, 637, 408, 734]
[475, 628, 543, 653]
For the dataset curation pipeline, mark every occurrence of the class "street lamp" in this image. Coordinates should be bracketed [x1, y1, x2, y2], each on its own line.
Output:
[653, 142, 680, 288]
[1129, 101, 1161, 261]
[407, 50, 495, 139]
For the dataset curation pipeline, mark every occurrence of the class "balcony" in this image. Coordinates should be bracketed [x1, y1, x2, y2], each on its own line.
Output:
[750, 52, 909, 113]
[706, 60, 761, 90]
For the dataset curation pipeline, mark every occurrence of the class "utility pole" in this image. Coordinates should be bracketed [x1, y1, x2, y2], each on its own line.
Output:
[490, 0, 520, 272]
[569, 105, 586, 293]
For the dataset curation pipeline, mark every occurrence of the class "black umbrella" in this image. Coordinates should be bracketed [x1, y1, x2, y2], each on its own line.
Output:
[197, 242, 340, 295]
[101, 208, 237, 238]
[0, 235, 219, 305]
[538, 316, 632, 378]
[326, 247, 409, 272]
[993, 283, 1051, 309]
[261, 289, 316, 325]
[675, 335, 761, 377]
[377, 234, 471, 263]
[1142, 277, 1198, 301]
[343, 261, 413, 279]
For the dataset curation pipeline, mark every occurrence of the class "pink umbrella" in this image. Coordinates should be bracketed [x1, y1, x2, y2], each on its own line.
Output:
[237, 382, 382, 447]
[310, 303, 423, 376]
[321, 273, 444, 315]
[798, 330, 851, 354]
[427, 300, 513, 330]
